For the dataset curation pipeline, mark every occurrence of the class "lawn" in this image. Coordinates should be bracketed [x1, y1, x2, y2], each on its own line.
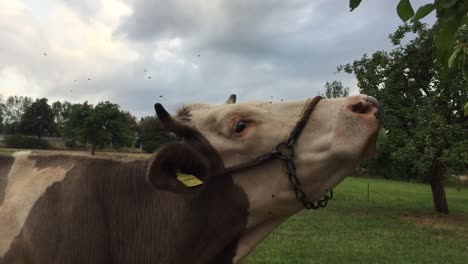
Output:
[244, 177, 468, 264]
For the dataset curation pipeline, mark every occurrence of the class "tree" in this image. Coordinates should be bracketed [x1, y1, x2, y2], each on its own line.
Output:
[63, 101, 136, 155]
[19, 98, 56, 138]
[349, 0, 468, 78]
[0, 95, 5, 134]
[138, 116, 174, 153]
[123, 111, 139, 144]
[339, 23, 467, 214]
[3, 96, 33, 134]
[51, 101, 73, 136]
[322, 81, 350, 98]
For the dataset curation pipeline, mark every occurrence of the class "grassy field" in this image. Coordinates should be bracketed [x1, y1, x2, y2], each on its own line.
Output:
[244, 177, 468, 264]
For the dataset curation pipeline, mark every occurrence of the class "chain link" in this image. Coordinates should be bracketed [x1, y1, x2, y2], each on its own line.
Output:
[273, 143, 333, 210]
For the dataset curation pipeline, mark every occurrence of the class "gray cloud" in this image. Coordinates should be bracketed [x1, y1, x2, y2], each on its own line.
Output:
[115, 0, 434, 101]
[1, 0, 436, 118]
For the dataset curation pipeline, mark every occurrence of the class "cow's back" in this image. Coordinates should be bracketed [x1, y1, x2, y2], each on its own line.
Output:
[0, 152, 112, 263]
[0, 151, 248, 264]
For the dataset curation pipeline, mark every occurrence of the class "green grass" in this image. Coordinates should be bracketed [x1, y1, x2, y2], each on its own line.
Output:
[0, 148, 15, 155]
[244, 177, 468, 264]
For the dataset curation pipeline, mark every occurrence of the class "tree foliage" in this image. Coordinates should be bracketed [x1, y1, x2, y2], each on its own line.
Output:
[339, 23, 467, 213]
[51, 101, 73, 136]
[19, 98, 56, 138]
[138, 116, 175, 153]
[2, 96, 32, 134]
[63, 101, 136, 155]
[349, 0, 468, 78]
[0, 95, 5, 134]
[322, 81, 350, 98]
[4, 135, 49, 149]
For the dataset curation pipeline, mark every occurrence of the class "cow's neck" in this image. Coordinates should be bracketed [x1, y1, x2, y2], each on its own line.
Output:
[233, 216, 288, 262]
[231, 160, 304, 262]
[100, 159, 249, 264]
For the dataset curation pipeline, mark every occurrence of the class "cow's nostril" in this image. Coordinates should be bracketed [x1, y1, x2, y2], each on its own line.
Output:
[351, 101, 371, 114]
[352, 102, 363, 113]
[346, 95, 384, 125]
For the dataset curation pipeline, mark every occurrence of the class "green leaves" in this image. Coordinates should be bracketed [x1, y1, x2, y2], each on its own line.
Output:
[397, 0, 415, 22]
[411, 4, 435, 22]
[63, 101, 136, 154]
[434, 0, 466, 72]
[322, 81, 350, 98]
[340, 24, 468, 183]
[19, 98, 56, 138]
[349, 0, 362, 11]
[434, 12, 464, 70]
[346, 0, 467, 76]
[448, 45, 462, 68]
[439, 0, 458, 9]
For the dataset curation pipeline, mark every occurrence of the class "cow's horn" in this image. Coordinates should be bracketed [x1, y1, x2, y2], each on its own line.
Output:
[154, 103, 222, 164]
[226, 94, 236, 104]
[155, 103, 196, 138]
[154, 103, 170, 121]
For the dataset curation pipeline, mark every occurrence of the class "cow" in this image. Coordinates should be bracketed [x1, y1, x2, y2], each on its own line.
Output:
[0, 94, 383, 263]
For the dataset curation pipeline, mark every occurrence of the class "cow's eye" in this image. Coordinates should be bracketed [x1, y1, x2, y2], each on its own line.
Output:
[234, 121, 247, 133]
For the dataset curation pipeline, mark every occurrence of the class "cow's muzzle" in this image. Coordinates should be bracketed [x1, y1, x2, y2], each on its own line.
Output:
[347, 95, 384, 125]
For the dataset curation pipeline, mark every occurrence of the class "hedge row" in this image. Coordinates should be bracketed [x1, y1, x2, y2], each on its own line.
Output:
[4, 135, 49, 149]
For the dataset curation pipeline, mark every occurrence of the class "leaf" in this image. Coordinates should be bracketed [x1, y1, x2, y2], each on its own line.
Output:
[448, 46, 462, 68]
[349, 0, 362, 11]
[397, 0, 415, 22]
[464, 102, 468, 117]
[411, 4, 435, 22]
[439, 0, 458, 9]
[463, 53, 468, 80]
[434, 12, 464, 68]
[463, 15, 468, 25]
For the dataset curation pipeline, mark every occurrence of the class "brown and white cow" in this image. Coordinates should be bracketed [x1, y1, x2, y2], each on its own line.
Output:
[0, 94, 382, 263]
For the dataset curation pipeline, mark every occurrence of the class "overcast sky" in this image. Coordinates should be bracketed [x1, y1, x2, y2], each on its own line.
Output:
[0, 0, 435, 117]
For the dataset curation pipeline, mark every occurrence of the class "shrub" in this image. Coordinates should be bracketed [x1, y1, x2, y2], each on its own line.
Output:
[4, 135, 49, 149]
[142, 141, 160, 154]
[64, 140, 83, 149]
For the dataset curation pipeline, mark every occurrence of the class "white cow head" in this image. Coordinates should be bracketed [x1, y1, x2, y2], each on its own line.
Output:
[156, 94, 383, 262]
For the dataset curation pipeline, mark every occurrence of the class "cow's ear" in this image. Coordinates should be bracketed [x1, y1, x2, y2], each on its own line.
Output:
[147, 143, 210, 193]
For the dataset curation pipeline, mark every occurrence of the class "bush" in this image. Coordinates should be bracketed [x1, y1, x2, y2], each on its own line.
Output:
[142, 141, 160, 154]
[4, 135, 49, 149]
[64, 140, 84, 149]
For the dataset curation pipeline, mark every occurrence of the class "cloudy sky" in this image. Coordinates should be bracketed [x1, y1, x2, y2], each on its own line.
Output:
[0, 0, 435, 117]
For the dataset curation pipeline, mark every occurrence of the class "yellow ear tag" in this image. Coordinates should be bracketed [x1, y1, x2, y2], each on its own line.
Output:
[176, 171, 203, 187]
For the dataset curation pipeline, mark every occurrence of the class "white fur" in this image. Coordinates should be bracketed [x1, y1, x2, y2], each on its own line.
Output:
[0, 152, 74, 257]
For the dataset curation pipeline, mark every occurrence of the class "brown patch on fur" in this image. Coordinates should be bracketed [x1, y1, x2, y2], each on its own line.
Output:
[176, 106, 192, 122]
[0, 155, 14, 205]
[402, 213, 468, 236]
[0, 152, 76, 257]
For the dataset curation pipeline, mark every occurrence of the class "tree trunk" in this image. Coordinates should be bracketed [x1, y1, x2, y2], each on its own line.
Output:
[91, 143, 97, 156]
[429, 159, 449, 214]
